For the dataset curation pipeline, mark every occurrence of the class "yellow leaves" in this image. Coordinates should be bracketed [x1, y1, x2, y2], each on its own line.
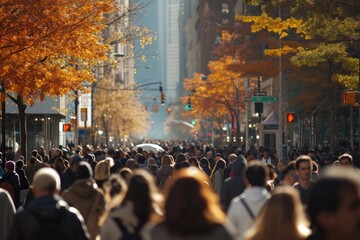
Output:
[221, 31, 233, 42]
[93, 78, 150, 137]
[237, 13, 310, 39]
[265, 46, 305, 57]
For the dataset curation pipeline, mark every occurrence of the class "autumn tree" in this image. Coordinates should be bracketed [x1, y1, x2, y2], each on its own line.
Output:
[93, 78, 150, 147]
[239, 0, 360, 149]
[183, 56, 259, 145]
[0, 0, 115, 157]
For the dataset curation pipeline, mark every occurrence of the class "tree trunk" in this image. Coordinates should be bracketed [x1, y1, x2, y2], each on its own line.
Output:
[17, 95, 27, 159]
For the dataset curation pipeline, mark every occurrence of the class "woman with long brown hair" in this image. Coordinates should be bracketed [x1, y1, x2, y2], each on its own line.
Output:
[151, 167, 234, 239]
[101, 169, 163, 240]
[245, 186, 311, 240]
[210, 159, 226, 195]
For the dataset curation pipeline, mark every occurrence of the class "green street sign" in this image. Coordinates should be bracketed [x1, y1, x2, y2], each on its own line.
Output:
[252, 96, 277, 102]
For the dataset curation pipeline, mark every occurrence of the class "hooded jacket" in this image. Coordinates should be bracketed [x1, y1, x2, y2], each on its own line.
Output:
[62, 179, 105, 240]
[7, 194, 90, 240]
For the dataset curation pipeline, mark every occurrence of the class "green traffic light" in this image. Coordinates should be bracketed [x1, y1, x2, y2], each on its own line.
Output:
[185, 104, 191, 110]
[191, 120, 196, 125]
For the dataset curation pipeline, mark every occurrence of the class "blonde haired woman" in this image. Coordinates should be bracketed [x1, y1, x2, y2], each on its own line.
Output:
[94, 158, 113, 189]
[245, 186, 311, 240]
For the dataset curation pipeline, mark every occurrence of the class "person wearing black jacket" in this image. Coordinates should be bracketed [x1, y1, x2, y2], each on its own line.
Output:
[0, 161, 21, 208]
[7, 167, 90, 240]
[15, 160, 29, 190]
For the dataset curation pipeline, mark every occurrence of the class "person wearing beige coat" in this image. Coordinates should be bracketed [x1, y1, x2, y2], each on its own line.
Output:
[62, 161, 105, 240]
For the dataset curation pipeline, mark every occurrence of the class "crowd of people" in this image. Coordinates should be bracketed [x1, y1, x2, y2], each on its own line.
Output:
[0, 142, 359, 240]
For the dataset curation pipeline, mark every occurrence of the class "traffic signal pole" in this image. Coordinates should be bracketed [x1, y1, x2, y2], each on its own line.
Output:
[278, 6, 284, 162]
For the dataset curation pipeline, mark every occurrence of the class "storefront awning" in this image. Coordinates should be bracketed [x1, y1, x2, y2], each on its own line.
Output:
[261, 111, 279, 130]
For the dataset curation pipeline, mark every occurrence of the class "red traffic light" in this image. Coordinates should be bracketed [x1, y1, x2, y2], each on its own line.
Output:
[287, 113, 298, 123]
[63, 123, 71, 132]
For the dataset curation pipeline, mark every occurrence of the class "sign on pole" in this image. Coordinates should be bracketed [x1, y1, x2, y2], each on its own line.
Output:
[252, 96, 277, 102]
[80, 108, 87, 122]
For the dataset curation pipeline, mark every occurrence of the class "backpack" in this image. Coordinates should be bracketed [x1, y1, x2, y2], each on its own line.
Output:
[0, 180, 15, 201]
[29, 207, 71, 240]
[113, 217, 143, 240]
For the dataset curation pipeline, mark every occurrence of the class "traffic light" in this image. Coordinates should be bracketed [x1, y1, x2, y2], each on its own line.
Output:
[63, 123, 71, 132]
[342, 91, 358, 105]
[167, 107, 172, 115]
[185, 98, 191, 110]
[286, 113, 298, 123]
[161, 92, 166, 105]
[191, 120, 196, 125]
[255, 102, 263, 113]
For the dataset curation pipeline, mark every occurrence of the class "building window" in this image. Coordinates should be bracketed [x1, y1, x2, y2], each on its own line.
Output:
[222, 3, 229, 14]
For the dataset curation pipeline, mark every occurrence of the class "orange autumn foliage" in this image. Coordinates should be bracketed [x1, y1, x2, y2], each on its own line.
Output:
[0, 0, 115, 103]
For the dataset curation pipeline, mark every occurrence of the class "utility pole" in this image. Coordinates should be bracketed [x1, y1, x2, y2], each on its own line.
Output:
[278, 5, 284, 161]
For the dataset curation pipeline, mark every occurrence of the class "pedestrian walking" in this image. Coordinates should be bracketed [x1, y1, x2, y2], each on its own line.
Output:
[0, 161, 21, 208]
[228, 160, 270, 240]
[101, 169, 162, 240]
[7, 167, 90, 240]
[151, 167, 234, 240]
[293, 155, 316, 207]
[211, 159, 226, 195]
[62, 161, 106, 240]
[0, 189, 16, 240]
[156, 155, 174, 189]
[244, 186, 311, 240]
[307, 167, 360, 240]
[221, 155, 247, 211]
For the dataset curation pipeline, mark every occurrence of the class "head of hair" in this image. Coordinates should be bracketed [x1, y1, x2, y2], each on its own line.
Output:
[338, 153, 353, 165]
[32, 167, 61, 194]
[15, 159, 24, 170]
[123, 169, 161, 227]
[308, 167, 360, 237]
[76, 161, 93, 179]
[32, 150, 38, 157]
[210, 159, 226, 178]
[161, 155, 174, 166]
[199, 157, 210, 168]
[188, 157, 201, 168]
[175, 153, 187, 164]
[175, 161, 190, 170]
[94, 159, 111, 181]
[245, 160, 269, 187]
[295, 155, 313, 170]
[245, 187, 310, 240]
[117, 167, 133, 184]
[228, 153, 237, 163]
[137, 155, 146, 164]
[163, 167, 226, 236]
[281, 161, 296, 181]
[103, 174, 128, 210]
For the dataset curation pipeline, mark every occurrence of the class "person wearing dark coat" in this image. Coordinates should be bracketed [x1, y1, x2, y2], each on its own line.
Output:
[220, 155, 247, 211]
[15, 160, 30, 190]
[0, 161, 21, 208]
[60, 155, 83, 191]
[7, 168, 90, 240]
